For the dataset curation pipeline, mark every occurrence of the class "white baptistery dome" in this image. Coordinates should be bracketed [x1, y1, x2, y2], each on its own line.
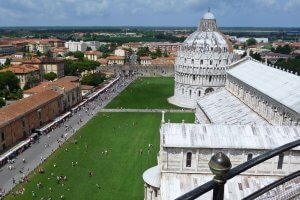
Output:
[168, 10, 237, 109]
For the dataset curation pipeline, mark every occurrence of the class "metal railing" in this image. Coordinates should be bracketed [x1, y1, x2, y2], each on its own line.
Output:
[175, 139, 300, 200]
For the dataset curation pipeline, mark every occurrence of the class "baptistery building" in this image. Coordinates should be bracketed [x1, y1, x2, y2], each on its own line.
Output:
[168, 10, 237, 108]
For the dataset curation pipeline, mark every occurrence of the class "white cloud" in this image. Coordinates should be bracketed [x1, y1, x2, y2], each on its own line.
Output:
[284, 0, 300, 10]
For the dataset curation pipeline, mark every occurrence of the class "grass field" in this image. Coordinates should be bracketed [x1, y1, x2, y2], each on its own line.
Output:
[6, 112, 194, 200]
[106, 77, 179, 109]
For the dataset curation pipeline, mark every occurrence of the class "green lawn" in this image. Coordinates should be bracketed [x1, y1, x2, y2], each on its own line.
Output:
[6, 112, 194, 200]
[106, 77, 180, 109]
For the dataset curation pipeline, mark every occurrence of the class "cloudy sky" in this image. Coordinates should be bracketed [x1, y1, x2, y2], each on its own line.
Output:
[0, 0, 299, 27]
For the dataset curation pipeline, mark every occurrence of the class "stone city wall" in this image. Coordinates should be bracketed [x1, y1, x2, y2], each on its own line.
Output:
[99, 64, 175, 77]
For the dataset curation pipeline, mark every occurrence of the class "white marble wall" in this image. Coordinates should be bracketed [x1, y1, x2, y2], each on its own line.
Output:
[226, 77, 300, 126]
[159, 147, 300, 177]
[144, 184, 160, 200]
[170, 45, 237, 108]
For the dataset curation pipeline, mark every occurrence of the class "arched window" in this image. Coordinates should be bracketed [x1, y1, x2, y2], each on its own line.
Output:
[277, 153, 284, 169]
[200, 60, 203, 64]
[186, 152, 192, 167]
[247, 153, 253, 161]
[198, 91, 201, 97]
[189, 90, 192, 98]
[210, 60, 213, 65]
[184, 58, 187, 63]
[193, 75, 196, 81]
[209, 76, 212, 82]
[191, 59, 194, 64]
[182, 88, 184, 94]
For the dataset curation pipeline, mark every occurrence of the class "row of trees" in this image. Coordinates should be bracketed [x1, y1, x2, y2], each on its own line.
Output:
[271, 44, 291, 55]
[81, 73, 106, 87]
[136, 47, 167, 60]
[64, 59, 100, 76]
[275, 56, 300, 74]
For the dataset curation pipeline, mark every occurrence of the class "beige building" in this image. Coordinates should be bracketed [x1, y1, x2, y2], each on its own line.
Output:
[23, 76, 82, 111]
[23, 57, 65, 79]
[140, 56, 152, 66]
[0, 65, 40, 89]
[107, 56, 125, 65]
[84, 50, 102, 61]
[0, 89, 63, 152]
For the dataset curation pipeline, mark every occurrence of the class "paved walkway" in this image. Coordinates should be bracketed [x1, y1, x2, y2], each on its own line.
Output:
[0, 76, 135, 196]
[99, 109, 194, 113]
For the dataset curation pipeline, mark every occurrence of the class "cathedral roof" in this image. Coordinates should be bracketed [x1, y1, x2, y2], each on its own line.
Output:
[161, 123, 300, 150]
[196, 88, 269, 125]
[228, 58, 300, 113]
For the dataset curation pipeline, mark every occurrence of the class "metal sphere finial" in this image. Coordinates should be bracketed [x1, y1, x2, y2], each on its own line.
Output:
[208, 152, 232, 183]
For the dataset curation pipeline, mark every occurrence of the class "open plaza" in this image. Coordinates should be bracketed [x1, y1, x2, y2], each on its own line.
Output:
[2, 77, 194, 200]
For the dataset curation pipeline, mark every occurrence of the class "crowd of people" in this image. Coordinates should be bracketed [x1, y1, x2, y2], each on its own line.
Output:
[0, 74, 136, 199]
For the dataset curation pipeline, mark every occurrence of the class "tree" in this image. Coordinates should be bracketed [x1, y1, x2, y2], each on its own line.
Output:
[275, 57, 300, 74]
[136, 47, 151, 57]
[0, 98, 5, 108]
[65, 51, 74, 57]
[43, 72, 57, 81]
[81, 73, 105, 87]
[274, 45, 291, 55]
[0, 71, 21, 100]
[45, 50, 53, 58]
[250, 51, 262, 61]
[74, 51, 84, 60]
[150, 48, 162, 59]
[246, 38, 257, 46]
[36, 50, 42, 57]
[4, 58, 11, 66]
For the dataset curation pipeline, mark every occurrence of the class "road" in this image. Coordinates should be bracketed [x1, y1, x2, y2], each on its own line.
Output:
[0, 76, 135, 197]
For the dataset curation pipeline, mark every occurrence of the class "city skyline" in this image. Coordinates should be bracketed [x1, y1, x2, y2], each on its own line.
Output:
[0, 0, 300, 27]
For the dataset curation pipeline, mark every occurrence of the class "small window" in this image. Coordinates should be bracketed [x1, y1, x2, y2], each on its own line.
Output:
[182, 88, 184, 94]
[209, 76, 212, 82]
[247, 153, 253, 161]
[191, 59, 194, 64]
[1, 131, 4, 141]
[154, 189, 158, 197]
[210, 60, 213, 65]
[189, 90, 192, 98]
[193, 75, 196, 81]
[22, 120, 25, 127]
[200, 60, 203, 64]
[186, 152, 192, 167]
[198, 91, 201, 97]
[38, 111, 42, 119]
[277, 153, 284, 169]
[184, 58, 187, 63]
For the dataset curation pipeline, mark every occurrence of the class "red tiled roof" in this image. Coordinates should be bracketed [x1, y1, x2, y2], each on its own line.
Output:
[0, 65, 39, 74]
[106, 56, 125, 60]
[84, 50, 101, 55]
[24, 76, 79, 94]
[140, 56, 152, 60]
[0, 90, 61, 127]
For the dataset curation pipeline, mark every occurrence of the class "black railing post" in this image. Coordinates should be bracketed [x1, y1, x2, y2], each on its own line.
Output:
[208, 152, 232, 200]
